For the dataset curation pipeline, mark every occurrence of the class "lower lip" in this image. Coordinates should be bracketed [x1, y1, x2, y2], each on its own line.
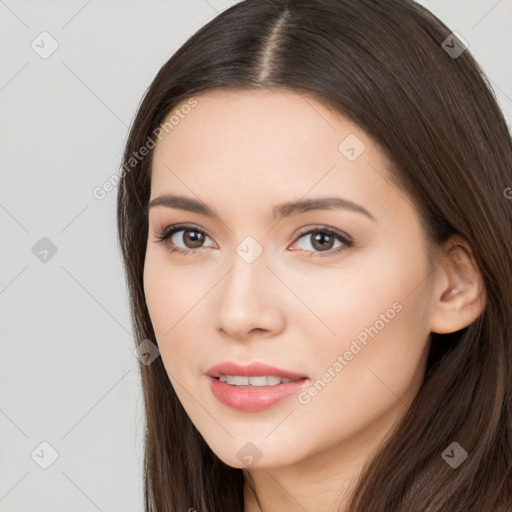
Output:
[208, 376, 308, 412]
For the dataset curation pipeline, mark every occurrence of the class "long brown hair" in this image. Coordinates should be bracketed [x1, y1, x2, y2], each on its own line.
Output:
[116, 1, 512, 510]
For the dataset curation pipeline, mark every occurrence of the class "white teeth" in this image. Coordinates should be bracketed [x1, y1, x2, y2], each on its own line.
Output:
[233, 376, 249, 386]
[249, 376, 268, 386]
[218, 375, 300, 386]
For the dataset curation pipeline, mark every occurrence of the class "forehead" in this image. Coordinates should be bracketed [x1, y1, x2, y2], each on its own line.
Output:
[154, 88, 365, 160]
[149, 89, 409, 225]
[152, 90, 382, 181]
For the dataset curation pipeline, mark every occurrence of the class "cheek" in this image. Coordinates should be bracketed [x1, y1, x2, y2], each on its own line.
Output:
[280, 250, 417, 344]
[142, 251, 215, 376]
[143, 252, 170, 333]
[143, 250, 204, 331]
[285, 282, 430, 459]
[286, 246, 431, 393]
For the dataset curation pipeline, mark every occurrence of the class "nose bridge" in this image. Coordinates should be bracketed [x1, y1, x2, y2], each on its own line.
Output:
[235, 234, 265, 267]
[223, 234, 267, 301]
[215, 234, 284, 337]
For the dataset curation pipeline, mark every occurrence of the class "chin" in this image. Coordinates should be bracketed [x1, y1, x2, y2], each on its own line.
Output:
[204, 436, 301, 470]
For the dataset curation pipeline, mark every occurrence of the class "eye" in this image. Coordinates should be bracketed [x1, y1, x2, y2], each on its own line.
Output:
[153, 224, 216, 256]
[289, 226, 354, 257]
[153, 223, 354, 258]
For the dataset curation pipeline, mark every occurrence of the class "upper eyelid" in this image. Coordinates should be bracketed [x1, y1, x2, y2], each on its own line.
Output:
[157, 223, 344, 236]
[155, 223, 352, 246]
[294, 224, 352, 240]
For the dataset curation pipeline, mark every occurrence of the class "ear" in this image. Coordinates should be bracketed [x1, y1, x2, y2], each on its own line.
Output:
[429, 235, 487, 334]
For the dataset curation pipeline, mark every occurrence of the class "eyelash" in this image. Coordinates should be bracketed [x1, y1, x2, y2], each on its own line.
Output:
[153, 223, 354, 258]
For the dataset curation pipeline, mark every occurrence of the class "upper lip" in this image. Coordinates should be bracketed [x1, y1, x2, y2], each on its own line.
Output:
[206, 362, 308, 380]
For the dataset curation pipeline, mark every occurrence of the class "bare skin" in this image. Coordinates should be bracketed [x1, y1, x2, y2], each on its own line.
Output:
[143, 89, 486, 511]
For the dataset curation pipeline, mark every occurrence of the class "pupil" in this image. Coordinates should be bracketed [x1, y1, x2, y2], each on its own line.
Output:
[312, 231, 333, 251]
[186, 230, 204, 248]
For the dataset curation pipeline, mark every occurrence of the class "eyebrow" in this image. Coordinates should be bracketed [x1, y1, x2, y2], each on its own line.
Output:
[147, 194, 377, 223]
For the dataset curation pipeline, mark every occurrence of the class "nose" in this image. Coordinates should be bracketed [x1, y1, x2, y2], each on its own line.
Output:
[214, 247, 286, 341]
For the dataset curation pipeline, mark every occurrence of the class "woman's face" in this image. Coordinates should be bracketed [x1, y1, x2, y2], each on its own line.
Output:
[144, 89, 437, 471]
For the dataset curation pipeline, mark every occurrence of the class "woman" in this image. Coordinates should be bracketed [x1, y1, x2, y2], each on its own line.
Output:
[116, 0, 512, 510]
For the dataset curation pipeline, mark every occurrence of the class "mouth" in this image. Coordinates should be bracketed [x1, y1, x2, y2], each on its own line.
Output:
[206, 361, 309, 412]
[206, 361, 308, 381]
[208, 375, 309, 412]
[213, 375, 305, 387]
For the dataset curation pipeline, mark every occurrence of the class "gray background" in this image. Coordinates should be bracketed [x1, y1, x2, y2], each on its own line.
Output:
[1, 1, 510, 510]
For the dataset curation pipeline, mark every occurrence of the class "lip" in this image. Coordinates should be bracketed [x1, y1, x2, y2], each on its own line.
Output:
[208, 376, 309, 412]
[206, 361, 308, 380]
[206, 361, 309, 412]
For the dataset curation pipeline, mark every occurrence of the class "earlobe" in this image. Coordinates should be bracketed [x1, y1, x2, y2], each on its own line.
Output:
[429, 237, 487, 335]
